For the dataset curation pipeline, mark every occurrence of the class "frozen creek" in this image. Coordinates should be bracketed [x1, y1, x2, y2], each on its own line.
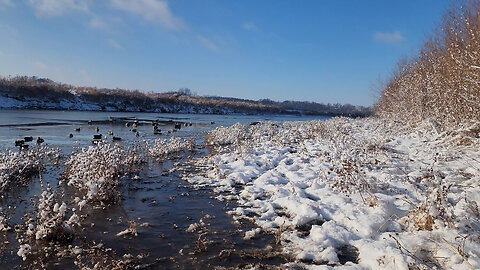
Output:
[0, 110, 328, 269]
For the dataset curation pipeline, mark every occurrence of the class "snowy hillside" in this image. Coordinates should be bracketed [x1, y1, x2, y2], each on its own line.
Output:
[0, 76, 371, 116]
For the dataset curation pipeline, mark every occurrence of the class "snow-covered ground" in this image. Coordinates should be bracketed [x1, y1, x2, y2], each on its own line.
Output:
[185, 117, 480, 269]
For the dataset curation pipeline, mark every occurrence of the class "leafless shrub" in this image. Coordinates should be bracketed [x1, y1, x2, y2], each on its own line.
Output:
[375, 1, 480, 128]
[206, 123, 248, 147]
[195, 233, 208, 254]
[148, 137, 195, 160]
[16, 185, 81, 262]
[275, 220, 286, 245]
[330, 160, 376, 204]
[32, 188, 80, 242]
[0, 146, 60, 193]
[64, 141, 139, 205]
[402, 169, 455, 231]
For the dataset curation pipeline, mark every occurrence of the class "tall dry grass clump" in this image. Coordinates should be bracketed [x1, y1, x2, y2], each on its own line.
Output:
[376, 1, 480, 128]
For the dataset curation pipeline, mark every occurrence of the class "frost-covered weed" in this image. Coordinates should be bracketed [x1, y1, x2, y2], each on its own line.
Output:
[0, 146, 60, 193]
[64, 141, 139, 204]
[16, 186, 81, 262]
[116, 221, 138, 238]
[400, 169, 449, 231]
[148, 137, 195, 160]
[248, 122, 280, 142]
[206, 123, 247, 146]
[17, 244, 31, 261]
[33, 187, 80, 242]
[72, 243, 149, 270]
[276, 120, 328, 142]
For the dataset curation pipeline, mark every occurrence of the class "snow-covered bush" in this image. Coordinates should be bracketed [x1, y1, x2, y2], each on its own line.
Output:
[206, 123, 247, 146]
[32, 188, 80, 242]
[64, 141, 139, 204]
[16, 187, 80, 262]
[148, 137, 195, 160]
[248, 122, 280, 142]
[398, 166, 458, 232]
[0, 146, 60, 193]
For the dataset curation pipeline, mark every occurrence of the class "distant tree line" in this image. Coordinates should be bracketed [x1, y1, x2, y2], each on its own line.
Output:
[259, 99, 371, 117]
[375, 1, 480, 127]
[0, 75, 370, 117]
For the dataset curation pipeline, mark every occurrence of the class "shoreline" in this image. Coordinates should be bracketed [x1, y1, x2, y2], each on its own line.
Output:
[0, 105, 367, 118]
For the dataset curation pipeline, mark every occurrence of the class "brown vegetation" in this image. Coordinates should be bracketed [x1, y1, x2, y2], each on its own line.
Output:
[375, 1, 480, 128]
[0, 76, 370, 116]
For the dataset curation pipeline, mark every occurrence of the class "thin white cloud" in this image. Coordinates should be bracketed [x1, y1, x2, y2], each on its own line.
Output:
[28, 0, 90, 17]
[0, 0, 14, 8]
[107, 39, 123, 49]
[373, 31, 404, 44]
[90, 17, 109, 30]
[242, 22, 258, 32]
[110, 0, 185, 30]
[197, 35, 218, 52]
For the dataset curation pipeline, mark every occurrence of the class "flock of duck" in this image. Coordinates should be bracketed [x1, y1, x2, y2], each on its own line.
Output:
[14, 136, 43, 150]
[14, 118, 195, 149]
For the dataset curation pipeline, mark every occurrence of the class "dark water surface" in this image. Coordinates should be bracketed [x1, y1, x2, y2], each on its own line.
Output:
[0, 110, 328, 150]
[0, 110, 330, 269]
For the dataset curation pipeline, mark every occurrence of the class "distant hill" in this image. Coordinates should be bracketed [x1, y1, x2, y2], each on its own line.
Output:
[0, 76, 371, 117]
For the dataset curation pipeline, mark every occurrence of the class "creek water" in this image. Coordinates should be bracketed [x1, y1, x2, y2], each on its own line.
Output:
[0, 110, 330, 269]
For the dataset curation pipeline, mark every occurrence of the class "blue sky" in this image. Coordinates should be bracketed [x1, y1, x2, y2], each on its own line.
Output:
[0, 0, 451, 106]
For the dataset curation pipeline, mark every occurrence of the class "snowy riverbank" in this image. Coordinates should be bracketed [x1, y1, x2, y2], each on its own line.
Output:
[0, 93, 238, 114]
[185, 117, 480, 269]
